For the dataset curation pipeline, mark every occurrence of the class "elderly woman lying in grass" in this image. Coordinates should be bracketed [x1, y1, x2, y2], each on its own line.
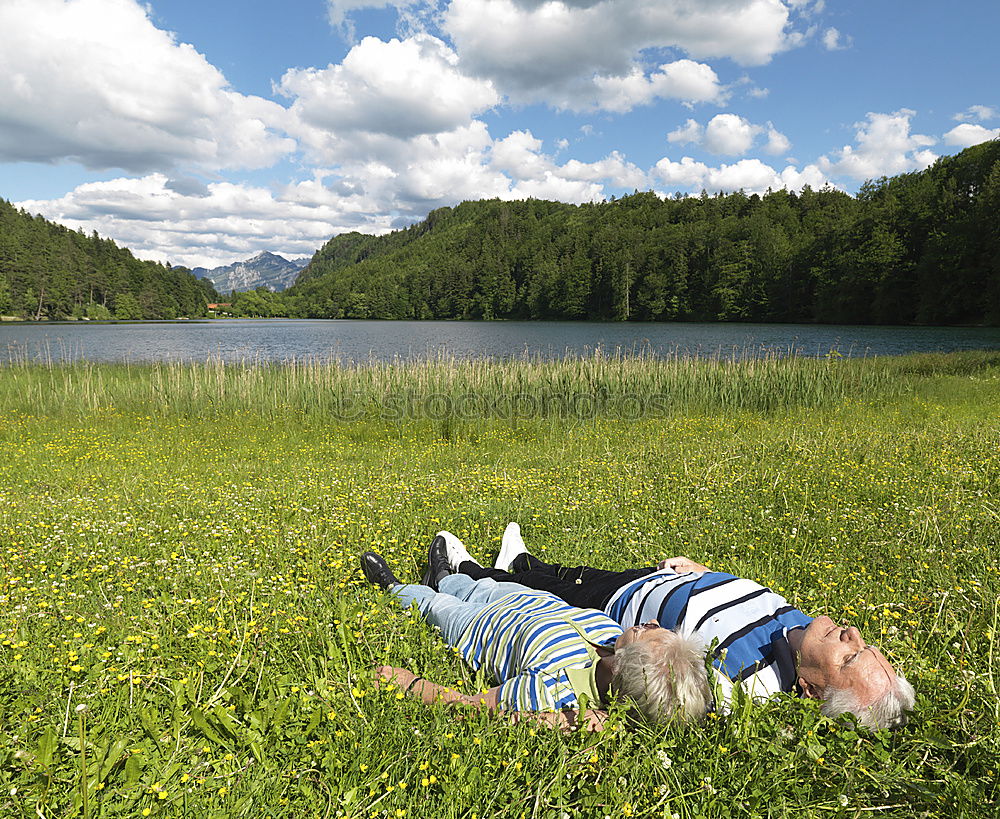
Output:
[360, 538, 711, 731]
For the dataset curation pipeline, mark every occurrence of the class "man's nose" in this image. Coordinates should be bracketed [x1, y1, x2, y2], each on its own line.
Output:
[843, 626, 863, 644]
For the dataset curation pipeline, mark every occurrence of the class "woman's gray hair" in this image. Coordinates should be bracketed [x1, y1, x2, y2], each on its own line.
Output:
[610, 630, 711, 724]
[821, 673, 915, 730]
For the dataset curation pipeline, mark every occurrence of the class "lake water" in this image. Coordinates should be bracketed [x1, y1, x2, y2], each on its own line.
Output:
[2, 319, 1000, 364]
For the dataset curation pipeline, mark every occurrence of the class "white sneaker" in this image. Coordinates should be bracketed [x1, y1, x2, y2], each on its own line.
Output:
[495, 522, 527, 571]
[437, 530, 479, 570]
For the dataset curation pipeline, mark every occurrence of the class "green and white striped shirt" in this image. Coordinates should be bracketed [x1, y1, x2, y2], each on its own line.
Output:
[455, 589, 621, 711]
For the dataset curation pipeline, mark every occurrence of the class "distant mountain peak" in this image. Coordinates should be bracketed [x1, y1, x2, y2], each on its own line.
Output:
[192, 251, 312, 293]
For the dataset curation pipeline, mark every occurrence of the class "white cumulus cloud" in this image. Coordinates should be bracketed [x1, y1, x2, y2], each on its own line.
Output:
[704, 114, 760, 154]
[592, 60, 725, 112]
[443, 0, 796, 109]
[653, 156, 711, 188]
[387, 124, 512, 205]
[653, 155, 829, 195]
[819, 110, 937, 181]
[822, 27, 851, 50]
[491, 130, 648, 191]
[509, 174, 605, 202]
[0, 0, 294, 173]
[942, 123, 1000, 148]
[280, 35, 499, 142]
[17, 174, 364, 269]
[952, 104, 997, 122]
[668, 114, 775, 156]
[490, 130, 551, 178]
[704, 158, 783, 191]
[764, 123, 791, 155]
[667, 119, 704, 146]
[559, 151, 649, 190]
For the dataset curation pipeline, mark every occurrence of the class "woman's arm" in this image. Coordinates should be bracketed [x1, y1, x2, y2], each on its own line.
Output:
[376, 665, 500, 708]
[374, 666, 609, 731]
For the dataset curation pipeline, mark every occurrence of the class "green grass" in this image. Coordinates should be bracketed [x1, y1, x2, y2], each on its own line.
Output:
[1, 348, 968, 419]
[1, 353, 998, 817]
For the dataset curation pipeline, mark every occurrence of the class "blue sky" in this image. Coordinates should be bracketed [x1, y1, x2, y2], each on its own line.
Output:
[1, 0, 997, 268]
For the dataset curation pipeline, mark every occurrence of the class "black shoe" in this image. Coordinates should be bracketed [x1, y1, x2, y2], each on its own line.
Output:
[420, 535, 452, 591]
[361, 551, 400, 590]
[509, 552, 532, 573]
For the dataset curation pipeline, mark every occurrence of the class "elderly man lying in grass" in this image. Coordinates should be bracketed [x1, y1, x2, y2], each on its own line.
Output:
[360, 539, 711, 731]
[437, 524, 915, 732]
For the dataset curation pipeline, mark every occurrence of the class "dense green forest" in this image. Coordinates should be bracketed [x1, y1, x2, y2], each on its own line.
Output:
[5, 139, 999, 324]
[251, 138, 998, 325]
[0, 199, 218, 320]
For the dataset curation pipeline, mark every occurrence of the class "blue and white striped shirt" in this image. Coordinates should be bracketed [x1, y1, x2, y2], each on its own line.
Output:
[455, 589, 622, 712]
[605, 569, 812, 705]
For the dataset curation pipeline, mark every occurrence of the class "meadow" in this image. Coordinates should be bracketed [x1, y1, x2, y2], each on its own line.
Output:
[0, 352, 998, 818]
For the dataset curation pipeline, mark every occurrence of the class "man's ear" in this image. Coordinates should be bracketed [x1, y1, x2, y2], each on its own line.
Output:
[798, 676, 822, 699]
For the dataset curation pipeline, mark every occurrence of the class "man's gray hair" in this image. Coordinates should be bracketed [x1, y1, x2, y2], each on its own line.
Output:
[610, 631, 711, 724]
[821, 673, 916, 730]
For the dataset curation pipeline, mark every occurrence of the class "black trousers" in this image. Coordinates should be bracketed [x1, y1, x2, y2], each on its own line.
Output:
[458, 554, 655, 611]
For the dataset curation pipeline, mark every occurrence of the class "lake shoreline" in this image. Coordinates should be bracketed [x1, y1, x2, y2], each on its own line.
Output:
[2, 314, 998, 329]
[4, 317, 1000, 364]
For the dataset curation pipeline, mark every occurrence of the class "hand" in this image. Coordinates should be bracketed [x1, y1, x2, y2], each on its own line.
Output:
[375, 665, 415, 690]
[657, 556, 710, 573]
[511, 709, 609, 732]
[577, 709, 609, 732]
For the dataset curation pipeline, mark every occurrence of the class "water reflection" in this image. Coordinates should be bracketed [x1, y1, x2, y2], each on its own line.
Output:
[2, 319, 999, 364]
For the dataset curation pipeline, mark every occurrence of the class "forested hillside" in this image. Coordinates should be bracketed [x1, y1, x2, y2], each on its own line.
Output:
[0, 200, 217, 320]
[6, 140, 998, 324]
[279, 139, 1000, 325]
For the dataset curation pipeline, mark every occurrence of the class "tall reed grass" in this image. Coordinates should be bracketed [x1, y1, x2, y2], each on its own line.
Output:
[1, 348, 974, 420]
